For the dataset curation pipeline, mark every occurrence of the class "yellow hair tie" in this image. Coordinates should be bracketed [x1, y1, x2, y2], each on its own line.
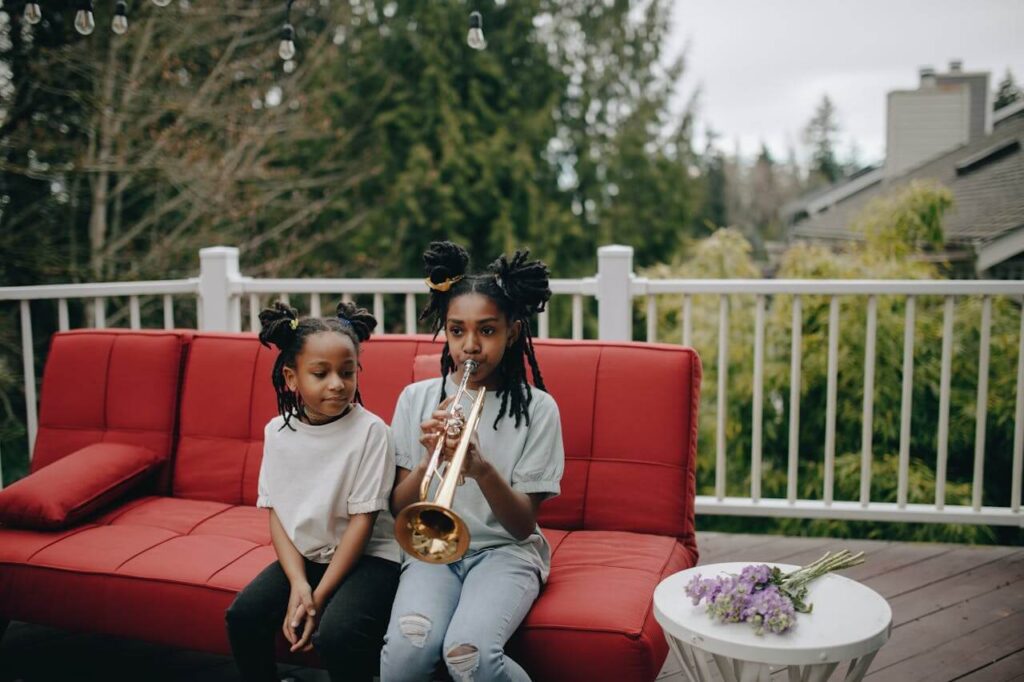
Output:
[289, 318, 298, 330]
[424, 275, 463, 292]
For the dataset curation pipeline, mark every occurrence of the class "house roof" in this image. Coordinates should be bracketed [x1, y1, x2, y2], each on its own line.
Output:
[790, 107, 1024, 256]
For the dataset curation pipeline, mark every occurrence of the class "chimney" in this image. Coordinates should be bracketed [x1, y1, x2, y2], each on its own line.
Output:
[949, 59, 963, 73]
[886, 64, 976, 178]
[919, 66, 936, 88]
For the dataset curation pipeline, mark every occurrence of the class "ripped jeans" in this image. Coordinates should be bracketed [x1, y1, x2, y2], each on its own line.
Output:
[380, 549, 541, 682]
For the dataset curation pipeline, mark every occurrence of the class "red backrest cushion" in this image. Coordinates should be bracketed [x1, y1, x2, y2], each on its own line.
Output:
[172, 333, 442, 504]
[32, 330, 186, 474]
[529, 341, 701, 538]
[172, 333, 700, 540]
[395, 341, 700, 539]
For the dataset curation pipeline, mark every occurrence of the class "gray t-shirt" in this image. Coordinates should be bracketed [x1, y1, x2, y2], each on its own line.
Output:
[392, 377, 565, 580]
[258, 405, 400, 564]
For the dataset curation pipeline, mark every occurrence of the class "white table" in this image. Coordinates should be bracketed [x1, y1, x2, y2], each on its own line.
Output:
[653, 562, 892, 682]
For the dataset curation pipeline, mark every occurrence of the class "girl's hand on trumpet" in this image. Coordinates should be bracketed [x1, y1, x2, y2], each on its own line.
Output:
[418, 398, 492, 481]
[417, 396, 456, 462]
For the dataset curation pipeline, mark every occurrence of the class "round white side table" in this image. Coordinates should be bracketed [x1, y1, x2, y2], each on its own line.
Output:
[653, 562, 892, 682]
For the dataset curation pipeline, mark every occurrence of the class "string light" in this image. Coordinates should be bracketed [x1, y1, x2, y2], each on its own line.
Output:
[24, 3, 42, 25]
[467, 10, 486, 50]
[279, 0, 296, 61]
[112, 1, 128, 34]
[74, 0, 96, 35]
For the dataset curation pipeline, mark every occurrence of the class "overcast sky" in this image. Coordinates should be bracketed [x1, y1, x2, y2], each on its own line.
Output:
[666, 0, 1024, 166]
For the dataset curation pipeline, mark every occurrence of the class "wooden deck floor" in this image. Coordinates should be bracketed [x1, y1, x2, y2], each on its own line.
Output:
[2, 532, 1022, 681]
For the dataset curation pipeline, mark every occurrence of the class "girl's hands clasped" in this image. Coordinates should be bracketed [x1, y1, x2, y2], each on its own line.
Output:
[284, 580, 318, 653]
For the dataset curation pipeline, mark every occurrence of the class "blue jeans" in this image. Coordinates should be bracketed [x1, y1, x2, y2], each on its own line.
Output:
[380, 549, 541, 682]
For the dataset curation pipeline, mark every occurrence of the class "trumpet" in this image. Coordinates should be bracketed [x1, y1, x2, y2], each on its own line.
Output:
[394, 359, 486, 564]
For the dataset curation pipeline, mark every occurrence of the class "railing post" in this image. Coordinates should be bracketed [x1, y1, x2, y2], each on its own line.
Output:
[198, 246, 241, 331]
[596, 244, 634, 341]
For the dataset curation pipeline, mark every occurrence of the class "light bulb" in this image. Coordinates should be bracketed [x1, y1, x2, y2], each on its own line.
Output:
[75, 8, 96, 35]
[24, 3, 42, 24]
[466, 11, 486, 50]
[152, 0, 172, 6]
[112, 1, 128, 34]
[278, 23, 295, 61]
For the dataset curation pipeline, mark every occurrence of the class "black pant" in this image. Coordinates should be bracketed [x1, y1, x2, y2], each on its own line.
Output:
[225, 555, 400, 682]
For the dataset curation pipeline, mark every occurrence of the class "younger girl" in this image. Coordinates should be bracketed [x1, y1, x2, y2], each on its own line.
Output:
[226, 301, 400, 682]
[381, 241, 565, 682]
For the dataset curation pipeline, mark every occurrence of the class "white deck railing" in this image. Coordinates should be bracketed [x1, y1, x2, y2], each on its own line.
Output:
[2, 245, 1022, 529]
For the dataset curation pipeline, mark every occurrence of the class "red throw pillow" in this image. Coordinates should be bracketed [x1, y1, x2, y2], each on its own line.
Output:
[0, 443, 165, 530]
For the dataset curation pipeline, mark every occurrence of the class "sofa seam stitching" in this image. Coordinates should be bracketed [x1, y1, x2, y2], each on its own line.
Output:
[110, 533, 183, 573]
[23, 524, 100, 563]
[204, 543, 268, 587]
[241, 344, 262, 505]
[580, 348, 601, 531]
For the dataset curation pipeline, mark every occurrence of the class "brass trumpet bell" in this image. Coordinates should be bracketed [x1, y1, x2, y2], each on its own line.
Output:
[394, 359, 486, 564]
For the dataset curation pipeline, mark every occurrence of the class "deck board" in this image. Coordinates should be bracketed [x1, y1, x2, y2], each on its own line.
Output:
[2, 531, 1021, 681]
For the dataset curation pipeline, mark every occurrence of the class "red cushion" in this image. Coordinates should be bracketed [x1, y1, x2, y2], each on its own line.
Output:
[413, 353, 441, 382]
[173, 333, 443, 504]
[0, 443, 165, 529]
[32, 330, 186, 474]
[511, 529, 697, 682]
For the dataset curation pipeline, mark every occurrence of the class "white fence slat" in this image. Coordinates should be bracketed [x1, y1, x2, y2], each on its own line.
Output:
[936, 296, 954, 509]
[374, 293, 385, 334]
[129, 296, 141, 330]
[94, 297, 106, 328]
[751, 294, 765, 502]
[861, 296, 877, 507]
[405, 294, 417, 334]
[898, 296, 916, 508]
[682, 294, 692, 347]
[787, 296, 802, 503]
[310, 293, 322, 318]
[646, 294, 656, 342]
[716, 295, 729, 501]
[824, 297, 839, 505]
[163, 295, 174, 329]
[572, 294, 583, 340]
[20, 301, 38, 460]
[249, 294, 260, 332]
[1013, 302, 1024, 513]
[58, 298, 70, 331]
[973, 296, 992, 511]
[538, 308, 550, 339]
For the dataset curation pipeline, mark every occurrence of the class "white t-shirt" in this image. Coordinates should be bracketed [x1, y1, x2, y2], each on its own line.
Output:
[391, 377, 564, 580]
[257, 404, 399, 564]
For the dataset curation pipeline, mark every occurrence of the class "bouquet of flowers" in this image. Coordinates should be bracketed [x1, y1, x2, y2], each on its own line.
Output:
[684, 550, 865, 635]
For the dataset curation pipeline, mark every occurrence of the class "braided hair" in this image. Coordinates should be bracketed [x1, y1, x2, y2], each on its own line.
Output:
[258, 300, 377, 430]
[420, 241, 552, 428]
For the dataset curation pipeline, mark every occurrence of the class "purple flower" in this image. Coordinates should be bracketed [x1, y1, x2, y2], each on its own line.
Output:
[683, 552, 864, 635]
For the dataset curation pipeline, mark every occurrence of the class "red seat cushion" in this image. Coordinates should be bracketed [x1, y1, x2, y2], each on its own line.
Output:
[0, 443, 166, 530]
[511, 529, 697, 682]
[0, 497, 276, 656]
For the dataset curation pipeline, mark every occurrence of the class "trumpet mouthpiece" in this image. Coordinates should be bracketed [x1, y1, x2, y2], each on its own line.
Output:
[463, 359, 479, 375]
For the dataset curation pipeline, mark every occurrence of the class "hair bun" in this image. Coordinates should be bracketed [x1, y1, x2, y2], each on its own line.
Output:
[336, 301, 378, 343]
[489, 249, 552, 315]
[258, 301, 299, 349]
[423, 241, 470, 286]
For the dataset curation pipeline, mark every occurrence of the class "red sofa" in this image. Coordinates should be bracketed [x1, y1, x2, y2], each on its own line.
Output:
[0, 329, 701, 681]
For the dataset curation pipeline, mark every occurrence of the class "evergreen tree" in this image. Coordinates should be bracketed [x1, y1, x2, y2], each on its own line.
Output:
[994, 68, 1022, 111]
[803, 94, 842, 187]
